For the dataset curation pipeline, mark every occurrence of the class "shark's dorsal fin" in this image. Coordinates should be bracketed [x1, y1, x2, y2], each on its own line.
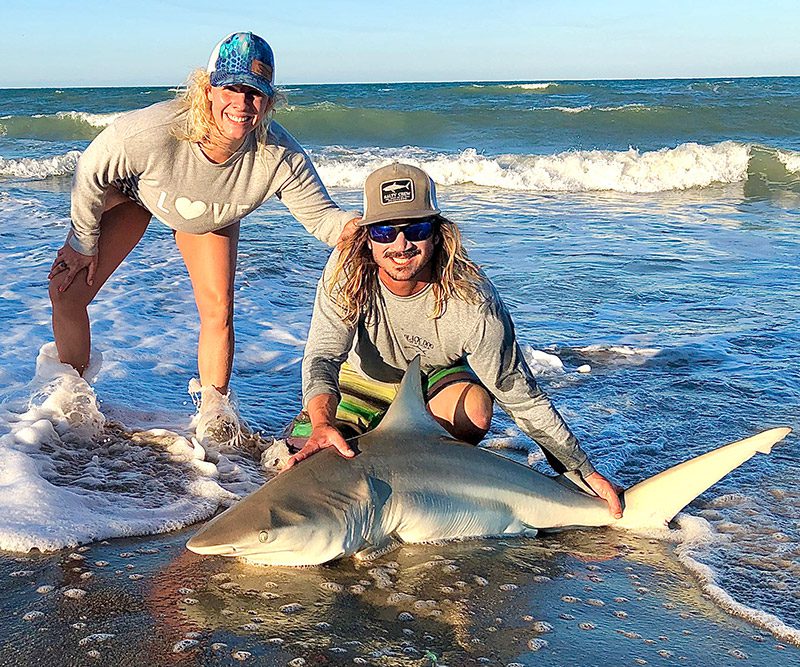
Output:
[370, 356, 455, 439]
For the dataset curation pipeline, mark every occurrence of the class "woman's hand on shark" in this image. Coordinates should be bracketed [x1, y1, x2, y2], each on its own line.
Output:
[283, 424, 355, 471]
[584, 472, 623, 519]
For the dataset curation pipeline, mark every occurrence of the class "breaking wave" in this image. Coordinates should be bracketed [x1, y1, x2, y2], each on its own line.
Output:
[7, 141, 800, 196]
[0, 151, 81, 178]
[312, 142, 800, 194]
[0, 110, 124, 140]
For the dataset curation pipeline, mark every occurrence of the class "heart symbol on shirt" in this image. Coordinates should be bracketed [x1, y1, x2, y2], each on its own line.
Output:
[175, 197, 207, 220]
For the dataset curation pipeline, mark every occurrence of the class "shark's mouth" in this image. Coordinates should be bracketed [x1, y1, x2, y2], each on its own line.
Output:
[185, 540, 238, 556]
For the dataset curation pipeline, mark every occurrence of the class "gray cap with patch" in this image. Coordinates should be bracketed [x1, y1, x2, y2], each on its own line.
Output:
[357, 163, 441, 226]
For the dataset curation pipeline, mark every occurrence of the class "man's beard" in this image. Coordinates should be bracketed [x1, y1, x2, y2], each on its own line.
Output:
[381, 248, 426, 282]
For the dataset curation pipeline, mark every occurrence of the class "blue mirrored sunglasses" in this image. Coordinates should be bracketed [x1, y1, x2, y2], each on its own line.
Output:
[367, 219, 436, 244]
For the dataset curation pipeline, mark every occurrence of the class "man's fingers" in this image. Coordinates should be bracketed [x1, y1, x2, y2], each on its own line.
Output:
[333, 439, 355, 458]
[337, 218, 360, 248]
[283, 442, 323, 470]
[281, 431, 354, 472]
[598, 486, 623, 519]
[284, 448, 312, 471]
[605, 493, 623, 519]
[585, 473, 623, 519]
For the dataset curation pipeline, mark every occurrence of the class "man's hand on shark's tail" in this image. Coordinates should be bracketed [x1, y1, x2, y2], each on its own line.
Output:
[283, 424, 355, 471]
[584, 472, 623, 519]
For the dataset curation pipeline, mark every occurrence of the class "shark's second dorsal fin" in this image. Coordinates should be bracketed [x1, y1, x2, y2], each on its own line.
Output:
[371, 356, 455, 439]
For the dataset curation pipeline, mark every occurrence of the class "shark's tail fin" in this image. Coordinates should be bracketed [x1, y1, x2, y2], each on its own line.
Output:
[615, 427, 791, 530]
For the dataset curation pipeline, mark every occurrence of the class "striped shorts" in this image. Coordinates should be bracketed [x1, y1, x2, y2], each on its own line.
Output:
[288, 361, 480, 439]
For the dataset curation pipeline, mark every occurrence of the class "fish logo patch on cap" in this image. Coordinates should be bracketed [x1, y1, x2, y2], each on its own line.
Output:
[380, 179, 414, 205]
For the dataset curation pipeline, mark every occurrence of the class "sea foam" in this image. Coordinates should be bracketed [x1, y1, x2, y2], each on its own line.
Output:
[0, 151, 81, 179]
[674, 515, 800, 646]
[0, 343, 261, 552]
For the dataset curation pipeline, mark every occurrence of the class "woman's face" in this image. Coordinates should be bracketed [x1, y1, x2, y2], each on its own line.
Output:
[206, 84, 271, 144]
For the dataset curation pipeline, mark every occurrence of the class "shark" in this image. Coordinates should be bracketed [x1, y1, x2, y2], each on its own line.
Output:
[382, 181, 411, 193]
[186, 357, 791, 566]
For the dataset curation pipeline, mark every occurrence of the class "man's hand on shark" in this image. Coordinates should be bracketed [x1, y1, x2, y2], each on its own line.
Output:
[585, 472, 623, 519]
[284, 424, 355, 470]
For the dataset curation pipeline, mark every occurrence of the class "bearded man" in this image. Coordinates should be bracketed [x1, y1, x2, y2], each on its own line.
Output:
[286, 163, 622, 518]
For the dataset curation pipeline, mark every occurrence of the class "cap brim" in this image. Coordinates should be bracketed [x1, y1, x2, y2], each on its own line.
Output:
[210, 71, 274, 97]
[356, 208, 441, 227]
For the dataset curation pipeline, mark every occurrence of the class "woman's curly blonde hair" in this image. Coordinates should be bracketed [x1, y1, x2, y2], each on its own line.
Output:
[172, 69, 286, 147]
[327, 217, 486, 325]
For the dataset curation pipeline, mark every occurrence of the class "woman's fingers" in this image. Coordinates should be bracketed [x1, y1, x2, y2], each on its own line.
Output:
[48, 259, 68, 279]
[86, 257, 98, 286]
[48, 244, 97, 290]
[60, 265, 81, 292]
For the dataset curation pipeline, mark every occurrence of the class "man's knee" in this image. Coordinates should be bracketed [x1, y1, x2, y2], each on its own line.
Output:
[461, 383, 493, 432]
[428, 382, 493, 445]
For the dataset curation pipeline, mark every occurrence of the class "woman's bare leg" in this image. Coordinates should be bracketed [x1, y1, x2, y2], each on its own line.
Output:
[174, 223, 239, 393]
[49, 196, 151, 374]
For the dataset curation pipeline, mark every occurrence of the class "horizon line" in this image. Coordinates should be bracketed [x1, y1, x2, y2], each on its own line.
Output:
[1, 73, 799, 90]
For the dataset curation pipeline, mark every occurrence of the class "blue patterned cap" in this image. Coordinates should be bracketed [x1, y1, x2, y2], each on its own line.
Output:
[207, 32, 275, 97]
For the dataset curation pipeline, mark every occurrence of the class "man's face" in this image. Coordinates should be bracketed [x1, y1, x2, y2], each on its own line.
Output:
[367, 218, 437, 287]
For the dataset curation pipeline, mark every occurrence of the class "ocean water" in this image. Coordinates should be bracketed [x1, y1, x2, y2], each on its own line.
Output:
[0, 78, 798, 648]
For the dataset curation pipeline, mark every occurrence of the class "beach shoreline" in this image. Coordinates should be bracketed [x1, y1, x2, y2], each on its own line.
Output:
[2, 527, 797, 666]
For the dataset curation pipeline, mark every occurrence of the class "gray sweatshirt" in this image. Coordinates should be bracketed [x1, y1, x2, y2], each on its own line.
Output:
[69, 100, 356, 254]
[302, 252, 596, 477]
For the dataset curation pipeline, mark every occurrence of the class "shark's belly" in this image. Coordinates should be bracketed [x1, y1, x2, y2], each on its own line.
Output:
[389, 491, 535, 543]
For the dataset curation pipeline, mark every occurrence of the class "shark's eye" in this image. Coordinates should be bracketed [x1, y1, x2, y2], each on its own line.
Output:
[259, 530, 269, 543]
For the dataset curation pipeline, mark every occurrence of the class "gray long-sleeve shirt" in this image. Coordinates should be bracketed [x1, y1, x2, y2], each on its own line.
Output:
[69, 100, 356, 254]
[302, 252, 596, 477]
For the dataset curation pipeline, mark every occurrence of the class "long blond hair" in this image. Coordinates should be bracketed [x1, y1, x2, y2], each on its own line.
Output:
[172, 69, 285, 147]
[328, 217, 485, 325]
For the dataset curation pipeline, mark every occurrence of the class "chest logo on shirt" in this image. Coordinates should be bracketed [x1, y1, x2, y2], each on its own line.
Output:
[155, 191, 251, 223]
[404, 333, 433, 354]
[175, 197, 208, 220]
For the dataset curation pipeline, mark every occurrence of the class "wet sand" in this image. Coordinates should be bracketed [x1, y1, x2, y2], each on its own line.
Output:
[2, 527, 797, 666]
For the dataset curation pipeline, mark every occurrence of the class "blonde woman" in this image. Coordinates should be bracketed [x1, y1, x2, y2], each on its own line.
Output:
[286, 163, 623, 519]
[47, 32, 358, 443]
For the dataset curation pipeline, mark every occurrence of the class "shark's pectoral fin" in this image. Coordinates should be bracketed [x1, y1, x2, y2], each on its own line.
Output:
[355, 535, 403, 562]
[367, 475, 393, 506]
[353, 475, 401, 561]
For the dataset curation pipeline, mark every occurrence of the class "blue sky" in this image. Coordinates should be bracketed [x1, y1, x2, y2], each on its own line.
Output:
[2, 1, 799, 87]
